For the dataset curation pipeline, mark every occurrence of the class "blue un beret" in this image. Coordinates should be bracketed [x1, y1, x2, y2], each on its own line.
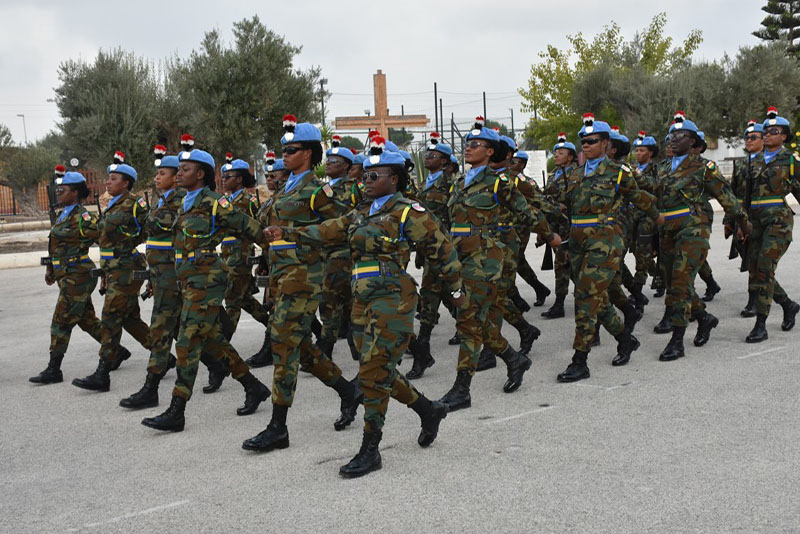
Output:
[56, 171, 87, 186]
[513, 150, 529, 161]
[281, 122, 322, 145]
[553, 141, 577, 153]
[107, 163, 137, 182]
[179, 149, 215, 168]
[744, 122, 764, 137]
[383, 140, 400, 153]
[633, 135, 657, 148]
[352, 154, 367, 166]
[450, 154, 459, 165]
[156, 155, 180, 169]
[326, 146, 355, 163]
[669, 118, 700, 135]
[499, 135, 516, 151]
[222, 159, 251, 173]
[363, 151, 406, 169]
[427, 141, 453, 156]
[578, 114, 612, 138]
[466, 127, 500, 143]
[264, 158, 285, 172]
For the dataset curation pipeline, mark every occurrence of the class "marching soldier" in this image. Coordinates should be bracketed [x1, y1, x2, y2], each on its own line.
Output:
[693, 131, 722, 303]
[261, 140, 462, 477]
[73, 154, 151, 392]
[556, 114, 662, 382]
[629, 131, 660, 313]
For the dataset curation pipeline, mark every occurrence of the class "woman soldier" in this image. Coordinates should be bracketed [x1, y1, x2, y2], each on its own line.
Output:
[73, 154, 151, 392]
[727, 108, 800, 342]
[654, 114, 748, 362]
[241, 116, 362, 453]
[141, 148, 271, 432]
[219, 157, 271, 334]
[31, 170, 128, 384]
[556, 114, 663, 382]
[629, 131, 660, 314]
[437, 118, 560, 411]
[261, 138, 463, 477]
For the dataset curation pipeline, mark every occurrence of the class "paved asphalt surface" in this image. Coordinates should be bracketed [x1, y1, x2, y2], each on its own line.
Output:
[1, 228, 799, 533]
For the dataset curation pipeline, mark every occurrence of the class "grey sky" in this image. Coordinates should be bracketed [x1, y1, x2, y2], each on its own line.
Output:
[0, 0, 765, 144]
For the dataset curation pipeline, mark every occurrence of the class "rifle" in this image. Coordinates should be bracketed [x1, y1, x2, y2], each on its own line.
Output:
[540, 170, 554, 270]
[46, 181, 58, 226]
[739, 155, 753, 273]
[728, 161, 740, 261]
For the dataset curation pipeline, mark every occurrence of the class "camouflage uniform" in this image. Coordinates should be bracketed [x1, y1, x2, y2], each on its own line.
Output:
[262, 172, 349, 407]
[221, 189, 270, 332]
[654, 155, 745, 328]
[542, 166, 576, 299]
[557, 159, 659, 352]
[416, 170, 452, 330]
[97, 192, 152, 364]
[631, 162, 659, 286]
[48, 205, 103, 355]
[725, 150, 799, 316]
[285, 192, 462, 432]
[171, 188, 268, 400]
[448, 166, 554, 373]
[143, 188, 184, 375]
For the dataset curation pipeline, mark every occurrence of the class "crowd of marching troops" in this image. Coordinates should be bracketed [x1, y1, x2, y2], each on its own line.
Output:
[30, 106, 799, 477]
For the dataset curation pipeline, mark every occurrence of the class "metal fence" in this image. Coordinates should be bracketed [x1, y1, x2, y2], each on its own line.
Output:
[0, 170, 107, 216]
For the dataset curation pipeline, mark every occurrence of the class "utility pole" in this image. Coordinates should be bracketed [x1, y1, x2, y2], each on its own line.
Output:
[433, 82, 439, 132]
[319, 78, 328, 128]
[16, 114, 27, 145]
[509, 108, 515, 138]
[439, 99, 443, 137]
[482, 92, 487, 120]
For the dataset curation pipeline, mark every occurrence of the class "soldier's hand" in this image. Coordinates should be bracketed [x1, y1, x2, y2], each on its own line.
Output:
[45, 269, 55, 286]
[142, 282, 153, 299]
[723, 224, 733, 239]
[535, 234, 545, 247]
[549, 234, 562, 248]
[655, 213, 666, 227]
[264, 226, 283, 242]
[738, 222, 751, 242]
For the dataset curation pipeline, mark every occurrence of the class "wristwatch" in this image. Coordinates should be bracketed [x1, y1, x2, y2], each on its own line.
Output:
[451, 288, 463, 299]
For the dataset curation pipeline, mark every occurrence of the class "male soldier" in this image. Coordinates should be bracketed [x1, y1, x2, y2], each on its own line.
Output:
[725, 109, 800, 341]
[541, 135, 578, 319]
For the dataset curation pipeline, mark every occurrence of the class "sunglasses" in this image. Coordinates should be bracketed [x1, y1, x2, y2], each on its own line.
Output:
[424, 152, 445, 159]
[745, 134, 763, 141]
[465, 141, 489, 149]
[327, 158, 345, 165]
[580, 138, 602, 146]
[671, 132, 692, 141]
[283, 146, 306, 155]
[362, 171, 394, 182]
[221, 174, 239, 180]
[764, 127, 784, 136]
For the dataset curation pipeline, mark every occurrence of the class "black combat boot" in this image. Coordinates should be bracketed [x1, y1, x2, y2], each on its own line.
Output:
[629, 283, 649, 315]
[693, 311, 719, 347]
[108, 345, 132, 371]
[242, 404, 290, 452]
[141, 395, 186, 432]
[701, 279, 721, 302]
[447, 331, 460, 345]
[119, 372, 161, 409]
[780, 299, 800, 331]
[541, 293, 566, 319]
[235, 372, 271, 415]
[476, 347, 497, 372]
[654, 307, 673, 334]
[316, 336, 335, 359]
[497, 346, 532, 393]
[72, 359, 111, 392]
[651, 275, 666, 298]
[740, 291, 757, 318]
[246, 330, 273, 368]
[201, 353, 230, 394]
[339, 430, 382, 478]
[659, 326, 686, 361]
[311, 316, 322, 340]
[438, 370, 472, 411]
[612, 332, 640, 367]
[532, 279, 551, 307]
[512, 319, 540, 355]
[409, 395, 448, 448]
[338, 316, 350, 339]
[333, 377, 363, 431]
[509, 286, 531, 313]
[557, 351, 590, 382]
[407, 324, 435, 379]
[745, 314, 768, 343]
[621, 302, 643, 335]
[29, 352, 64, 384]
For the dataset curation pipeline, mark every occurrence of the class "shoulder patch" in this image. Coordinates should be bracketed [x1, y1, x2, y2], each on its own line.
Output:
[411, 202, 425, 212]
[249, 193, 258, 203]
[621, 164, 631, 173]
[217, 196, 231, 209]
[82, 212, 92, 221]
[321, 184, 334, 197]
[137, 197, 147, 208]
[706, 161, 717, 170]
[499, 175, 509, 182]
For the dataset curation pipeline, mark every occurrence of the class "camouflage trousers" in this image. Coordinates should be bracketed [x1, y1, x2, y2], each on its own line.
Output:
[147, 281, 181, 376]
[172, 262, 249, 400]
[50, 271, 102, 355]
[633, 215, 656, 287]
[456, 278, 499, 374]
[350, 275, 422, 432]
[553, 242, 571, 297]
[270, 262, 343, 407]
[224, 264, 270, 333]
[608, 218, 634, 309]
[99, 269, 151, 363]
[484, 233, 520, 352]
[661, 223, 710, 328]
[417, 258, 453, 330]
[746, 214, 793, 316]
[569, 227, 626, 352]
[319, 254, 353, 341]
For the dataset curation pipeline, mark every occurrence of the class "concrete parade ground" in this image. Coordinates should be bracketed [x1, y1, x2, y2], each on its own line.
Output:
[1, 226, 799, 533]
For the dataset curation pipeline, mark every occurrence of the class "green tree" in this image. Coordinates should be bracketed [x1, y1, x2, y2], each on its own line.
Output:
[339, 135, 364, 151]
[753, 1, 800, 56]
[388, 127, 413, 148]
[0, 143, 60, 214]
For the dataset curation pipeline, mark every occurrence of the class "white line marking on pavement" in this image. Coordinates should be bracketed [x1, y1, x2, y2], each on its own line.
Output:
[737, 346, 786, 360]
[487, 405, 555, 424]
[68, 500, 191, 531]
[574, 382, 635, 391]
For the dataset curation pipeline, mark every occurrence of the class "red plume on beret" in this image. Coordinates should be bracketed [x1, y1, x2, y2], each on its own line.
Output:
[474, 116, 485, 127]
[611, 125, 620, 133]
[55, 165, 66, 176]
[153, 144, 167, 156]
[766, 106, 778, 119]
[350, 148, 358, 155]
[225, 152, 233, 163]
[368, 130, 380, 139]
[282, 115, 297, 132]
[638, 131, 646, 140]
[673, 110, 686, 122]
[113, 151, 125, 164]
[180, 134, 195, 152]
[265, 151, 276, 165]
[331, 134, 341, 147]
[582, 113, 595, 126]
[369, 136, 386, 156]
[557, 132, 567, 142]
[747, 119, 756, 127]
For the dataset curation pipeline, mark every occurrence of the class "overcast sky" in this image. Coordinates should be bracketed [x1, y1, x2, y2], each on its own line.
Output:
[0, 0, 766, 144]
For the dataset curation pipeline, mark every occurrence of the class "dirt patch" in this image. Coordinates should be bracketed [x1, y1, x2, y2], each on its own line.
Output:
[0, 241, 46, 254]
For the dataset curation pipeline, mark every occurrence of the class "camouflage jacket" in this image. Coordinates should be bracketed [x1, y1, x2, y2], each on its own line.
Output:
[144, 188, 184, 267]
[726, 149, 799, 226]
[285, 192, 462, 299]
[514, 171, 567, 232]
[220, 189, 260, 268]
[323, 176, 365, 261]
[633, 162, 659, 195]
[447, 166, 553, 279]
[97, 191, 148, 272]
[655, 154, 745, 233]
[417, 171, 451, 231]
[262, 172, 347, 277]
[48, 204, 98, 280]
